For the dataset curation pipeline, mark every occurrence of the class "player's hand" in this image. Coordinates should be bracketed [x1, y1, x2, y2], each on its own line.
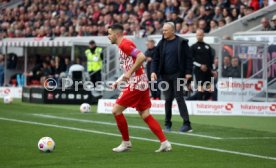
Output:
[111, 82, 118, 90]
[151, 73, 157, 81]
[200, 64, 208, 72]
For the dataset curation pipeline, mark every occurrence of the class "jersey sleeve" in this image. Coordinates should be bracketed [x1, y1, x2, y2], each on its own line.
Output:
[121, 41, 141, 58]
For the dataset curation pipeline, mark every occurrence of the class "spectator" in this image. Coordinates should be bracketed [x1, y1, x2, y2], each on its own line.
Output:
[54, 56, 63, 78]
[197, 5, 207, 21]
[260, 0, 269, 8]
[164, 0, 175, 15]
[210, 19, 218, 32]
[171, 11, 183, 24]
[261, 17, 273, 31]
[153, 21, 162, 34]
[64, 57, 72, 74]
[0, 0, 265, 38]
[144, 39, 160, 100]
[180, 0, 191, 18]
[204, 5, 214, 24]
[222, 55, 232, 77]
[213, 6, 223, 22]
[41, 61, 52, 78]
[222, 8, 232, 22]
[239, 4, 246, 18]
[231, 8, 240, 21]
[228, 57, 241, 78]
[249, 0, 260, 11]
[218, 18, 226, 28]
[245, 6, 254, 16]
[142, 21, 156, 37]
[198, 19, 210, 33]
[140, 11, 152, 29]
[184, 10, 196, 25]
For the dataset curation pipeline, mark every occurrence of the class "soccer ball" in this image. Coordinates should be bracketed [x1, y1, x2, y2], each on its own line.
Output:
[38, 137, 55, 152]
[80, 103, 91, 113]
[3, 95, 13, 104]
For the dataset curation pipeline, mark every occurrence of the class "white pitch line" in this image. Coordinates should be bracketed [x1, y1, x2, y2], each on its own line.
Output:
[223, 137, 276, 140]
[1, 117, 276, 161]
[32, 113, 222, 140]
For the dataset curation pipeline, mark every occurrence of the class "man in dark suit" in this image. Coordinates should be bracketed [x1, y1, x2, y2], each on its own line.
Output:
[151, 22, 193, 132]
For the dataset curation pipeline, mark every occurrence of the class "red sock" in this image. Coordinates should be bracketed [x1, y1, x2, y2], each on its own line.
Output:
[114, 114, 129, 141]
[144, 115, 167, 142]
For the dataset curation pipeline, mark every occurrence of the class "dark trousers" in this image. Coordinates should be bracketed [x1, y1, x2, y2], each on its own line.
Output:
[162, 73, 191, 127]
[90, 70, 101, 86]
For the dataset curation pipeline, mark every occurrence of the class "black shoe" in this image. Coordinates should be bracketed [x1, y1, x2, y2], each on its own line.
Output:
[179, 125, 193, 133]
[164, 125, 171, 132]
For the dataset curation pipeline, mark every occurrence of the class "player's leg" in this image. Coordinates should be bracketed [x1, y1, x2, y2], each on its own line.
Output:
[138, 108, 172, 152]
[112, 104, 132, 152]
[138, 108, 166, 142]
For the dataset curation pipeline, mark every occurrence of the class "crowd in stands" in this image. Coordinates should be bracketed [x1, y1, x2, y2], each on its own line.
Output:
[260, 15, 276, 31]
[0, 0, 273, 39]
[26, 55, 75, 86]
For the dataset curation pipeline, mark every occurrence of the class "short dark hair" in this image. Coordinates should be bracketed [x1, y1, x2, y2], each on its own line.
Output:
[108, 23, 124, 31]
[89, 40, 95, 45]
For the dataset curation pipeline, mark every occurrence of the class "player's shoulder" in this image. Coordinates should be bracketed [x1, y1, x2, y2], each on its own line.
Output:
[121, 38, 135, 46]
[120, 38, 136, 51]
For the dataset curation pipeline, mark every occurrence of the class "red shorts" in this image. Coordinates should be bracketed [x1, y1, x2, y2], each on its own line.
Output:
[116, 87, 151, 111]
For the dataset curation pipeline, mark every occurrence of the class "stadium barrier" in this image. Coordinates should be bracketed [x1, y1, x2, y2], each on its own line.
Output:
[97, 99, 276, 117]
[21, 87, 98, 104]
[0, 87, 22, 98]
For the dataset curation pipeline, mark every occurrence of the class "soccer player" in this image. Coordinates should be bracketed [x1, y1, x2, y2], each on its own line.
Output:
[107, 23, 172, 152]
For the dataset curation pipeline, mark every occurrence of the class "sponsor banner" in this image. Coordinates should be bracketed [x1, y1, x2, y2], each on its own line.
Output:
[97, 99, 276, 116]
[217, 78, 266, 101]
[0, 87, 22, 98]
[239, 102, 276, 116]
[97, 99, 193, 115]
[192, 101, 276, 116]
[192, 101, 236, 116]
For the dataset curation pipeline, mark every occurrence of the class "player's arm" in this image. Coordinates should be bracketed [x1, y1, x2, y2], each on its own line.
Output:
[111, 74, 124, 90]
[123, 52, 146, 81]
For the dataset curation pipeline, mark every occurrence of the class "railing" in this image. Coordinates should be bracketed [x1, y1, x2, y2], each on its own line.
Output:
[0, 0, 22, 10]
[243, 57, 276, 101]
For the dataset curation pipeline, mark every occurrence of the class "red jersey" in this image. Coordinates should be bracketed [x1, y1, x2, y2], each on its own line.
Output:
[118, 38, 148, 90]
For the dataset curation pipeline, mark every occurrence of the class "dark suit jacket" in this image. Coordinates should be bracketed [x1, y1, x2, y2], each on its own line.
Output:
[151, 35, 193, 76]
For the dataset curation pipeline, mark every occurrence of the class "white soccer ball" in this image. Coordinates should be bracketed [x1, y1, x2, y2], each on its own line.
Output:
[38, 137, 55, 152]
[3, 95, 13, 104]
[80, 103, 91, 113]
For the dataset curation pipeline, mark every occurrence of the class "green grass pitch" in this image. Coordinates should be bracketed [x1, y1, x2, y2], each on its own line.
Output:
[0, 100, 276, 168]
